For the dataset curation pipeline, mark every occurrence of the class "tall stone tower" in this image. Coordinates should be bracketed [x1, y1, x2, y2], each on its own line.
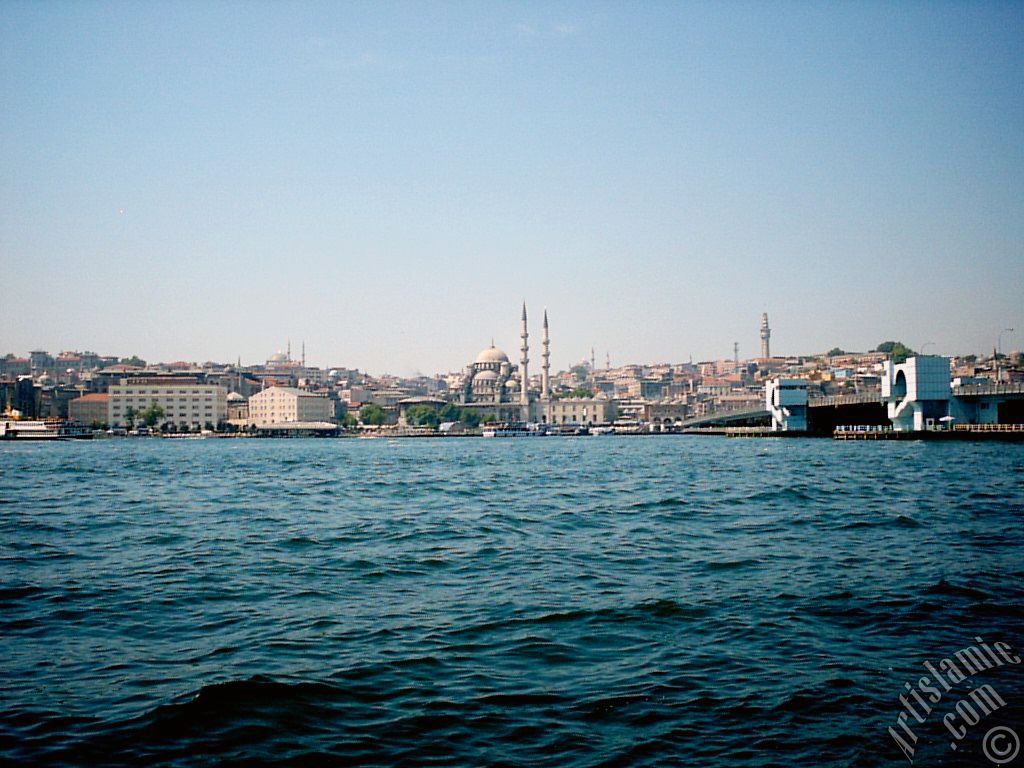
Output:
[760, 313, 771, 359]
[520, 302, 530, 422]
[542, 309, 551, 400]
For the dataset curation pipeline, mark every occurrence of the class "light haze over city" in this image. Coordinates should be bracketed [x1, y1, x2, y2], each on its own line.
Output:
[2, 1, 1021, 375]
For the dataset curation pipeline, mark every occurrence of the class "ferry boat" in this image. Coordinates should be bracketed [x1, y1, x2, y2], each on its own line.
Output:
[0, 419, 93, 440]
[481, 422, 549, 438]
[548, 424, 590, 436]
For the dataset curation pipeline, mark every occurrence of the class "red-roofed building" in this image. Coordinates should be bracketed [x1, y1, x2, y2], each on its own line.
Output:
[69, 393, 109, 427]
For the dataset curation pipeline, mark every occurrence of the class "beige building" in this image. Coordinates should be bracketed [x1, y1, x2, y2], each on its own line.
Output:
[108, 378, 227, 429]
[226, 392, 248, 425]
[248, 386, 332, 425]
[69, 393, 109, 427]
[541, 396, 617, 426]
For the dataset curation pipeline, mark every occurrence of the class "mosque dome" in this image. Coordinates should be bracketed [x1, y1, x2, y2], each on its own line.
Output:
[269, 351, 288, 363]
[474, 369, 499, 381]
[226, 392, 245, 402]
[475, 345, 509, 365]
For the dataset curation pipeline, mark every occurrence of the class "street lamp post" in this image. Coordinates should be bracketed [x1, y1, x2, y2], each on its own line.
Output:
[997, 328, 1014, 356]
[920, 341, 936, 356]
[996, 328, 1014, 383]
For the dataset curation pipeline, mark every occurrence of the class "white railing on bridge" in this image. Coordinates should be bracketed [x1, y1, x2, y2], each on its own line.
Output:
[808, 392, 883, 407]
[952, 383, 1024, 397]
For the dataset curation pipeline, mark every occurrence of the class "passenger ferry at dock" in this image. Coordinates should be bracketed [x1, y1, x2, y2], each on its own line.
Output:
[0, 419, 93, 440]
[481, 422, 549, 438]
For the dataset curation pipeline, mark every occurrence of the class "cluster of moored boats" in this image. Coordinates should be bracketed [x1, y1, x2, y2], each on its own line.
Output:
[482, 424, 616, 437]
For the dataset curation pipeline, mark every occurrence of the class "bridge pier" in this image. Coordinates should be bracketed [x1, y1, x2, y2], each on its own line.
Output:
[766, 378, 808, 432]
[882, 357, 951, 432]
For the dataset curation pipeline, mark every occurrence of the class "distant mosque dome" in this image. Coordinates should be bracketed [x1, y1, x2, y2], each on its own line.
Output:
[475, 345, 509, 365]
[226, 392, 245, 402]
[460, 307, 548, 411]
[269, 351, 288, 363]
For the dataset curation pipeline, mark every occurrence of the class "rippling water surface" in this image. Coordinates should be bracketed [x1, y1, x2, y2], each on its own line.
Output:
[1, 437, 1022, 766]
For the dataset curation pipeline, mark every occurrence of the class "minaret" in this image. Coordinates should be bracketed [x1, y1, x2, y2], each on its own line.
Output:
[541, 309, 551, 400]
[734, 342, 739, 369]
[302, 341, 306, 368]
[760, 313, 771, 359]
[520, 302, 530, 422]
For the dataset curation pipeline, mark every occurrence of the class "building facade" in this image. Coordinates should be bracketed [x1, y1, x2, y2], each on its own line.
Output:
[69, 393, 109, 426]
[108, 378, 227, 429]
[541, 396, 617, 426]
[248, 386, 333, 425]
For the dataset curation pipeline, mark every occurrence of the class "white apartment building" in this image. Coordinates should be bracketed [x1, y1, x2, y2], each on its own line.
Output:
[108, 378, 228, 429]
[248, 386, 333, 425]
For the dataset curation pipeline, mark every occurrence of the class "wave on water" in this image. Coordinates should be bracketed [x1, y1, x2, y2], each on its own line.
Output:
[1, 438, 1022, 767]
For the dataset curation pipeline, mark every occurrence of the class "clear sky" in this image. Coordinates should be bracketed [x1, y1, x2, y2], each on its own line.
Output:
[2, 1, 1021, 374]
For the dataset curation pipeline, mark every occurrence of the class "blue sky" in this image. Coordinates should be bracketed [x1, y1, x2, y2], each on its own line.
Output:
[2, 1, 1021, 374]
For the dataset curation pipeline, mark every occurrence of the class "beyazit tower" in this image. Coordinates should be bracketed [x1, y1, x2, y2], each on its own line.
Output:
[760, 313, 771, 359]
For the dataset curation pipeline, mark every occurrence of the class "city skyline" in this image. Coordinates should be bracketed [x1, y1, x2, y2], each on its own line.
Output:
[2, 309, 1017, 381]
[2, 3, 1021, 374]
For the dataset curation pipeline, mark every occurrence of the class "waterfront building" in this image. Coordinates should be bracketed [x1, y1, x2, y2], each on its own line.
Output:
[648, 401, 690, 426]
[247, 386, 332, 425]
[68, 393, 109, 427]
[540, 395, 617, 426]
[226, 392, 248, 423]
[108, 377, 227, 429]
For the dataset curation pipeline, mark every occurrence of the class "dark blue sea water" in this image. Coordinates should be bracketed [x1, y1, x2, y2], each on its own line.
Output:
[1, 437, 1022, 767]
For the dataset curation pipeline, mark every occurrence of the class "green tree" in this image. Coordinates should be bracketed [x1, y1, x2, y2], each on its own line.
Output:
[124, 406, 137, 429]
[435, 402, 481, 428]
[827, 347, 845, 357]
[963, 354, 977, 363]
[359, 404, 386, 425]
[570, 364, 589, 383]
[876, 341, 916, 364]
[438, 403, 462, 422]
[140, 401, 165, 428]
[120, 356, 146, 367]
[340, 412, 358, 429]
[406, 404, 440, 429]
